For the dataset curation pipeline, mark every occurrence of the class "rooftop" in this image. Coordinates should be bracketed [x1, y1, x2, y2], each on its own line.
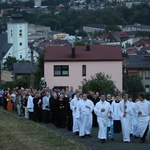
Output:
[83, 24, 106, 29]
[0, 33, 12, 59]
[13, 62, 37, 75]
[125, 55, 150, 69]
[44, 45, 122, 61]
[116, 32, 128, 38]
[124, 24, 150, 29]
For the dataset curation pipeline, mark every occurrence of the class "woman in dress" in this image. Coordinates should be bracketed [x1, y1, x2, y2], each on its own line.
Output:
[7, 91, 13, 111]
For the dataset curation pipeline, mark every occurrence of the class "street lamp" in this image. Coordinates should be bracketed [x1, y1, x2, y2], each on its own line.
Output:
[40, 77, 47, 90]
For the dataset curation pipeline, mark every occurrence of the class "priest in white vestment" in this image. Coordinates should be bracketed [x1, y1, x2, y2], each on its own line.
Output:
[70, 92, 81, 135]
[94, 94, 111, 143]
[135, 93, 150, 143]
[119, 93, 132, 143]
[76, 94, 94, 137]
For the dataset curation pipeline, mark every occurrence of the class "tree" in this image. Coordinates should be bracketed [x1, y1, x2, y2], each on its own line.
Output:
[3, 56, 17, 71]
[127, 76, 144, 99]
[93, 31, 102, 38]
[76, 30, 87, 37]
[63, 26, 76, 35]
[74, 38, 85, 46]
[81, 72, 118, 95]
[3, 76, 30, 89]
[105, 25, 121, 32]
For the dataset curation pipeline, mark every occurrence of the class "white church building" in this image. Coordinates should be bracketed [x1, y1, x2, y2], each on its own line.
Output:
[1, 7, 38, 64]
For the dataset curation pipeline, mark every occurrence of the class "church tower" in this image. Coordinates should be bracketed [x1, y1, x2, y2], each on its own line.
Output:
[34, 0, 41, 7]
[7, 7, 29, 61]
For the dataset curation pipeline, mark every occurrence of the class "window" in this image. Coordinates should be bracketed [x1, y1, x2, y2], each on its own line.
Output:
[139, 70, 143, 78]
[20, 55, 22, 59]
[82, 65, 86, 76]
[54, 65, 69, 76]
[20, 43, 22, 46]
[11, 30, 13, 37]
[145, 70, 150, 79]
[145, 85, 150, 93]
[19, 30, 22, 37]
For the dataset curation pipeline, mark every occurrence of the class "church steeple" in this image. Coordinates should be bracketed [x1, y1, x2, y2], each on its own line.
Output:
[10, 6, 26, 23]
[7, 6, 29, 61]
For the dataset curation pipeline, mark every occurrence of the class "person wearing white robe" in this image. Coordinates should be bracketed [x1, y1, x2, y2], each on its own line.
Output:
[135, 93, 150, 143]
[70, 92, 81, 135]
[27, 94, 34, 120]
[131, 100, 139, 138]
[128, 96, 134, 136]
[119, 93, 132, 143]
[112, 95, 121, 133]
[76, 94, 94, 137]
[94, 94, 111, 143]
[106, 94, 114, 140]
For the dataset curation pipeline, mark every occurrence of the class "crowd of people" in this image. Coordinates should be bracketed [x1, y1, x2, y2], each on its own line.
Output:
[0, 86, 150, 144]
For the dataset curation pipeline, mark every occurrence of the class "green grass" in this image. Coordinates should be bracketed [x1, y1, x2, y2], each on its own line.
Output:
[0, 109, 86, 150]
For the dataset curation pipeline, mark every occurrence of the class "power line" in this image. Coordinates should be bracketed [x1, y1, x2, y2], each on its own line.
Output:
[7, 47, 29, 55]
[29, 43, 34, 88]
[1, 51, 29, 78]
[11, 51, 30, 73]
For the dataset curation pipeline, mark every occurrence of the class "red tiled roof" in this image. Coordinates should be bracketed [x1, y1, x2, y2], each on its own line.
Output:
[133, 39, 144, 47]
[133, 38, 150, 47]
[126, 48, 136, 54]
[116, 32, 128, 38]
[44, 45, 122, 61]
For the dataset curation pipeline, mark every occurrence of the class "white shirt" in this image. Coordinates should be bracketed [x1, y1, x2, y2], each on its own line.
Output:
[27, 95, 34, 112]
[11, 93, 16, 103]
[76, 99, 94, 118]
[42, 96, 50, 111]
[94, 100, 111, 118]
[70, 97, 81, 116]
[112, 100, 121, 120]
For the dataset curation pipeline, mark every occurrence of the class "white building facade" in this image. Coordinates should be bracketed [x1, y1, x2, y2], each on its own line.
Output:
[7, 13, 29, 61]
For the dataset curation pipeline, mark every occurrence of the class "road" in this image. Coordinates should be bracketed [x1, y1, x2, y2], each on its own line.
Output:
[45, 123, 150, 150]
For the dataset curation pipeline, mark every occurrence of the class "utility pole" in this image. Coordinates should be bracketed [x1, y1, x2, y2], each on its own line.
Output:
[29, 42, 34, 89]
[123, 59, 128, 92]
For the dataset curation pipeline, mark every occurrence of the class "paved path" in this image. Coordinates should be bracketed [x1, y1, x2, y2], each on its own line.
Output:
[45, 123, 150, 150]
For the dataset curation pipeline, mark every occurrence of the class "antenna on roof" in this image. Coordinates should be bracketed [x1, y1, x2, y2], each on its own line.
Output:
[86, 43, 90, 51]
[71, 43, 75, 58]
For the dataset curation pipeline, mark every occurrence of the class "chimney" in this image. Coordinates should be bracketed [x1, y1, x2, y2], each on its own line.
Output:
[86, 44, 90, 51]
[71, 45, 75, 58]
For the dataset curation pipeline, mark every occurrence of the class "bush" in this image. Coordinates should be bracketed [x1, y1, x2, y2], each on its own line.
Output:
[81, 72, 119, 95]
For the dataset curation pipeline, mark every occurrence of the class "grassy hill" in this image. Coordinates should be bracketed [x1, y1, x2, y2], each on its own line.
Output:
[0, 108, 86, 150]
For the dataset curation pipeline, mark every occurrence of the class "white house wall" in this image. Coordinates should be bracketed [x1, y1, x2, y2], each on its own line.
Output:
[44, 61, 122, 92]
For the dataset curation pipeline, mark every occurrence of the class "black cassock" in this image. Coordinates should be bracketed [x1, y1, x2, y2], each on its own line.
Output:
[50, 96, 58, 124]
[91, 97, 100, 127]
[66, 99, 73, 131]
[33, 97, 42, 122]
[55, 98, 67, 128]
[2, 93, 8, 110]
